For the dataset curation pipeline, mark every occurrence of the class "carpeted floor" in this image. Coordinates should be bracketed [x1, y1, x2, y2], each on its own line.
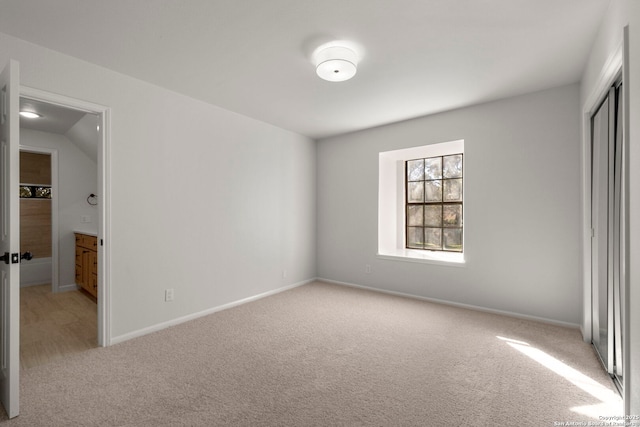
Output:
[0, 281, 622, 426]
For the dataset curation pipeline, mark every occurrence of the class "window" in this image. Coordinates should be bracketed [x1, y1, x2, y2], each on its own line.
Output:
[406, 154, 463, 252]
[378, 140, 464, 265]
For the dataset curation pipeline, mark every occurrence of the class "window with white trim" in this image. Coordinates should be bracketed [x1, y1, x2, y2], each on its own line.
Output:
[378, 140, 464, 265]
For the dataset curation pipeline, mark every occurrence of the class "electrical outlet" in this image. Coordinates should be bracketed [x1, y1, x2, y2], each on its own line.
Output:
[165, 288, 174, 302]
[365, 264, 371, 274]
[81, 215, 92, 223]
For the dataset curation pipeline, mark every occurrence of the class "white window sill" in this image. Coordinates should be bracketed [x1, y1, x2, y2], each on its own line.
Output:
[377, 249, 465, 267]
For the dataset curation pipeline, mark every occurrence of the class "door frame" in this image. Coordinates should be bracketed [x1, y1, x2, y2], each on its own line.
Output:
[20, 86, 112, 347]
[18, 146, 59, 292]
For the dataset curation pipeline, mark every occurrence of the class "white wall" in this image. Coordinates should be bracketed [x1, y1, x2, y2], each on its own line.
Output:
[20, 128, 98, 288]
[65, 113, 98, 163]
[0, 32, 317, 341]
[317, 84, 581, 325]
[579, 0, 639, 414]
[580, 1, 629, 105]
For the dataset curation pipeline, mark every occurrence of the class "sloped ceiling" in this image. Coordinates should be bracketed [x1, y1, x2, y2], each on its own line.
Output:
[19, 98, 85, 135]
[1, 0, 610, 139]
[20, 98, 98, 163]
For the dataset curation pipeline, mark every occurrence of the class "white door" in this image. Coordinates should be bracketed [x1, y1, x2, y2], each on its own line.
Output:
[0, 59, 20, 419]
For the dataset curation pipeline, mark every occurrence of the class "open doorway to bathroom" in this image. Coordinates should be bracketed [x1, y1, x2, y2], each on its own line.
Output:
[19, 98, 99, 368]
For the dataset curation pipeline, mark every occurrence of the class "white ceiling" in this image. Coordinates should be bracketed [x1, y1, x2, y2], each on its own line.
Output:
[20, 98, 99, 163]
[0, 0, 610, 139]
[19, 98, 85, 134]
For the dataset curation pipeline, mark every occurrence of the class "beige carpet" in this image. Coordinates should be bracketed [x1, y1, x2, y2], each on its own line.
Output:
[0, 281, 622, 426]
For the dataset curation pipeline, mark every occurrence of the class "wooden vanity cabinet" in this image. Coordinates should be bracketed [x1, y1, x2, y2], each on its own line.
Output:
[75, 233, 98, 299]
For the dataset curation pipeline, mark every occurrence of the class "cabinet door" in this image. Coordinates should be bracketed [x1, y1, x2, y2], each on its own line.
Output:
[75, 246, 84, 287]
[74, 233, 98, 298]
[87, 250, 98, 298]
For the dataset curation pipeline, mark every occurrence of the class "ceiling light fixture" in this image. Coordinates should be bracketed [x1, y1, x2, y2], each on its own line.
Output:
[19, 111, 42, 119]
[312, 43, 359, 82]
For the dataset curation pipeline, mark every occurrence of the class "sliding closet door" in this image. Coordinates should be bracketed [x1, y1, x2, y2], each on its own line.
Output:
[591, 91, 611, 371]
[591, 82, 624, 389]
[611, 83, 624, 380]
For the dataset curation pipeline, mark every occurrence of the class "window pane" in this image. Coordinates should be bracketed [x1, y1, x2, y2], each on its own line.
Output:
[404, 153, 463, 254]
[407, 159, 424, 181]
[443, 154, 463, 178]
[425, 157, 442, 179]
[443, 228, 463, 252]
[443, 178, 462, 202]
[20, 186, 32, 198]
[424, 180, 442, 202]
[443, 204, 462, 227]
[407, 227, 424, 248]
[35, 187, 52, 199]
[407, 182, 424, 202]
[424, 228, 442, 250]
[424, 205, 442, 227]
[407, 205, 424, 226]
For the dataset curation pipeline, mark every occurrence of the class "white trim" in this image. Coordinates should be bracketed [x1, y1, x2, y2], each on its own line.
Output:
[376, 253, 465, 267]
[110, 278, 316, 345]
[18, 145, 58, 292]
[378, 140, 465, 264]
[20, 281, 50, 287]
[621, 25, 630, 417]
[580, 43, 623, 342]
[20, 87, 108, 114]
[57, 283, 78, 293]
[20, 85, 112, 347]
[97, 105, 111, 347]
[320, 278, 581, 330]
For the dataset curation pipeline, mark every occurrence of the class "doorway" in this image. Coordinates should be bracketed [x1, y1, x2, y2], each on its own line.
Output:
[18, 128, 99, 368]
[590, 78, 624, 393]
[20, 86, 111, 348]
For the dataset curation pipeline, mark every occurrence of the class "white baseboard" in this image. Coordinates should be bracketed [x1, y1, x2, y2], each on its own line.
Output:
[111, 276, 579, 346]
[58, 283, 79, 293]
[110, 278, 316, 345]
[20, 280, 51, 288]
[319, 278, 581, 330]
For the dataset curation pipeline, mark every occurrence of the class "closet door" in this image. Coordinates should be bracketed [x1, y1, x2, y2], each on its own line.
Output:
[591, 83, 624, 389]
[611, 84, 624, 380]
[591, 90, 611, 371]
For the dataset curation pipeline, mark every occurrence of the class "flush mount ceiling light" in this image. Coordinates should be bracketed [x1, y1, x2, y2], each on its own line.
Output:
[312, 43, 359, 82]
[19, 111, 41, 119]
